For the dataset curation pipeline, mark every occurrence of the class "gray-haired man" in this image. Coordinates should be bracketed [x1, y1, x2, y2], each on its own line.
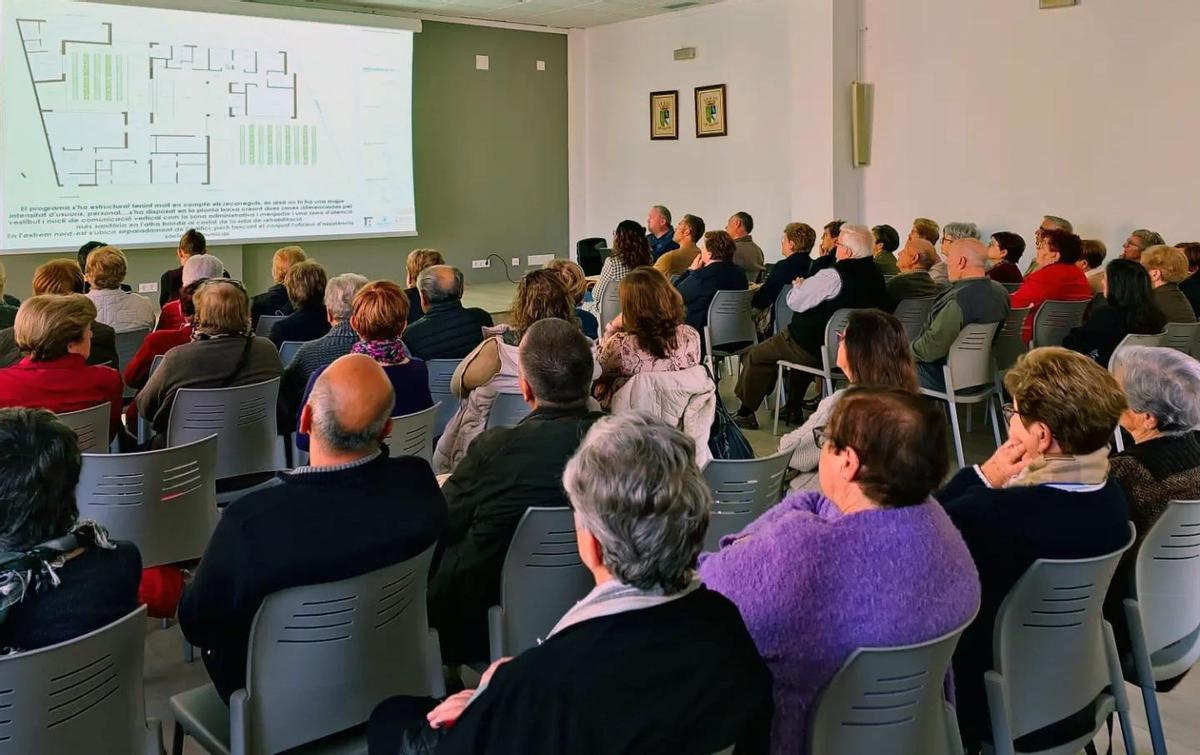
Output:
[403, 265, 494, 360]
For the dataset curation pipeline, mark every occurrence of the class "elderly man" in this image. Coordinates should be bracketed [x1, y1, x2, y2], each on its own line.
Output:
[654, 213, 704, 277]
[179, 354, 447, 704]
[369, 413, 773, 754]
[733, 224, 886, 428]
[871, 224, 901, 276]
[930, 222, 980, 286]
[1122, 228, 1166, 262]
[884, 238, 941, 312]
[646, 204, 679, 260]
[403, 265, 494, 360]
[726, 211, 765, 281]
[912, 238, 1010, 391]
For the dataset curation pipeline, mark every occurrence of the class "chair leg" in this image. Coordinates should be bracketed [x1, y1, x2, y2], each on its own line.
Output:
[988, 399, 1002, 449]
[1101, 620, 1137, 755]
[964, 404, 974, 433]
[947, 402, 966, 469]
[182, 636, 194, 664]
[773, 364, 784, 436]
[1125, 599, 1168, 755]
[171, 722, 185, 755]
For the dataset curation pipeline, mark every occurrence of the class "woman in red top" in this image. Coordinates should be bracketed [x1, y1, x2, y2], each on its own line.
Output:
[1010, 229, 1094, 343]
[0, 295, 123, 438]
[124, 280, 203, 390]
[155, 254, 225, 332]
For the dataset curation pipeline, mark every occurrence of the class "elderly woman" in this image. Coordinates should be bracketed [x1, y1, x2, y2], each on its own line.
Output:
[929, 221, 979, 286]
[268, 260, 330, 347]
[936, 347, 1132, 750]
[675, 230, 749, 334]
[0, 294, 123, 439]
[1141, 244, 1198, 324]
[752, 222, 816, 321]
[155, 254, 225, 332]
[0, 261, 119, 368]
[544, 258, 598, 339]
[582, 220, 653, 320]
[404, 248, 444, 326]
[124, 280, 201, 392]
[1011, 229, 1094, 343]
[986, 231, 1026, 284]
[592, 267, 701, 409]
[1063, 259, 1165, 367]
[0, 408, 141, 653]
[250, 245, 306, 326]
[779, 310, 919, 487]
[295, 280, 432, 451]
[700, 388, 980, 753]
[84, 245, 157, 333]
[135, 279, 282, 435]
[369, 413, 773, 755]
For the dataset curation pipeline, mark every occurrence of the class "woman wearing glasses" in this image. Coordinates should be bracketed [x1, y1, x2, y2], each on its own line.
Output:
[699, 387, 980, 753]
[133, 278, 283, 437]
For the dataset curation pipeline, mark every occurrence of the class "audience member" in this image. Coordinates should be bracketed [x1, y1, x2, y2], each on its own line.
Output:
[124, 280, 202, 391]
[544, 259, 597, 338]
[909, 216, 941, 246]
[295, 281, 433, 451]
[930, 221, 980, 286]
[135, 280, 282, 435]
[654, 213, 704, 278]
[159, 228, 206, 306]
[268, 260, 331, 346]
[870, 223, 901, 276]
[1176, 241, 1200, 316]
[646, 204, 679, 260]
[403, 248, 444, 325]
[936, 348, 1130, 750]
[378, 412, 772, 754]
[1025, 215, 1074, 275]
[250, 245, 307, 326]
[883, 238, 940, 312]
[753, 222, 815, 313]
[810, 219, 845, 274]
[85, 245, 157, 333]
[156, 254, 224, 331]
[428, 318, 603, 665]
[702, 388, 978, 753]
[1011, 229, 1093, 343]
[583, 220, 652, 319]
[1063, 259, 1165, 367]
[277, 273, 368, 432]
[0, 260, 118, 368]
[1141, 244, 1197, 323]
[778, 310, 919, 485]
[734, 224, 885, 429]
[726, 211, 765, 281]
[1079, 239, 1108, 293]
[0, 295, 123, 438]
[593, 268, 701, 409]
[675, 230, 749, 335]
[1122, 228, 1166, 262]
[77, 240, 119, 294]
[179, 354, 447, 703]
[404, 265, 494, 360]
[913, 238, 1010, 390]
[985, 231, 1026, 283]
[0, 408, 140, 653]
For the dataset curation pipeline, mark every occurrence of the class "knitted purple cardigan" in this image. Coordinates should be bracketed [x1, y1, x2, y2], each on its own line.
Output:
[698, 490, 980, 754]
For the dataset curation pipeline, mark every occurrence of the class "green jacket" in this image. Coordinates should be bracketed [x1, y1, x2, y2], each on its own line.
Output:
[912, 277, 1010, 364]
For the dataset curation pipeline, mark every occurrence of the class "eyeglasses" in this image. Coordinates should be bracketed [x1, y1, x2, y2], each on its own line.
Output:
[1001, 403, 1021, 424]
[813, 425, 832, 449]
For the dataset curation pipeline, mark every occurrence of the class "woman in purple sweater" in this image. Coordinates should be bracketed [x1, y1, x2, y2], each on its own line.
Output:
[699, 387, 981, 753]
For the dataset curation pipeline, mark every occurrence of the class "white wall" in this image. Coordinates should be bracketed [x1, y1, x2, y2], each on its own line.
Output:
[862, 0, 1200, 249]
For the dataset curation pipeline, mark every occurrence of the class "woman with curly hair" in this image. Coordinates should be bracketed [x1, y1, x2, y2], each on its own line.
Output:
[592, 268, 701, 409]
[582, 219, 653, 319]
[545, 258, 598, 339]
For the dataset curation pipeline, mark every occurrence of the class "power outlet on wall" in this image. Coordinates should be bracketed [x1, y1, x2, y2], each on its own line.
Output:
[472, 259, 491, 269]
[138, 282, 158, 294]
[511, 257, 520, 267]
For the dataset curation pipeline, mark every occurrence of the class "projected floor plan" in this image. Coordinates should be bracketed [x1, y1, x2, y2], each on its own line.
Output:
[14, 16, 307, 188]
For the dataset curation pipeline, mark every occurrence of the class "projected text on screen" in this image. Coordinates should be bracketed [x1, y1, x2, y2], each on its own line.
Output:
[0, 0, 416, 252]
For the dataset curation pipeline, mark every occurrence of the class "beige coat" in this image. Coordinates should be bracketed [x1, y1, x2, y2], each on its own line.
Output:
[609, 364, 716, 468]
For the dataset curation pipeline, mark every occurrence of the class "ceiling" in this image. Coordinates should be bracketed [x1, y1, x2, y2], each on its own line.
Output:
[249, 0, 726, 29]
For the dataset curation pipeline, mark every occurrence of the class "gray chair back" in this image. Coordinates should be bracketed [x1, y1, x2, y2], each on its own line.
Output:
[115, 328, 150, 398]
[705, 289, 757, 357]
[149, 354, 165, 379]
[237, 548, 444, 755]
[385, 403, 439, 462]
[809, 610, 977, 755]
[702, 448, 792, 551]
[77, 435, 219, 568]
[598, 279, 622, 333]
[277, 341, 303, 367]
[1111, 331, 1166, 364]
[487, 391, 532, 429]
[892, 297, 936, 343]
[487, 507, 592, 660]
[1030, 299, 1089, 348]
[1129, 500, 1200, 680]
[426, 358, 461, 438]
[254, 316, 284, 338]
[992, 305, 1032, 375]
[1163, 321, 1200, 356]
[55, 403, 110, 454]
[166, 378, 282, 481]
[0, 606, 156, 755]
[1001, 282, 1022, 294]
[945, 322, 1000, 392]
[773, 284, 794, 335]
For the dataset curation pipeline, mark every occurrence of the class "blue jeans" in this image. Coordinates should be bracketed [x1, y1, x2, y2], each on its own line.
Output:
[917, 360, 947, 392]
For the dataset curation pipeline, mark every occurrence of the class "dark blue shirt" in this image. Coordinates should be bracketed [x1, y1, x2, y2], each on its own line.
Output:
[648, 231, 680, 261]
[675, 260, 749, 335]
[576, 307, 599, 339]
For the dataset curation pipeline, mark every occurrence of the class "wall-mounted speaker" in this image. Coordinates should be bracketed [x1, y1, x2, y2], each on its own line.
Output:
[851, 81, 873, 167]
[1040, 0, 1078, 8]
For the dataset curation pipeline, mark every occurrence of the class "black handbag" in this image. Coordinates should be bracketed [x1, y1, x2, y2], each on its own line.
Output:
[704, 364, 754, 461]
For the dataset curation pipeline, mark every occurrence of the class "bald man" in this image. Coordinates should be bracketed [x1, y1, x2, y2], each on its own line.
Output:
[911, 237, 1011, 391]
[884, 238, 941, 312]
[179, 353, 448, 704]
[404, 264, 494, 360]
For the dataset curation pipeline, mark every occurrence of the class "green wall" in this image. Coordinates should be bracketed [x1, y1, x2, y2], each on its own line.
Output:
[1, 20, 568, 300]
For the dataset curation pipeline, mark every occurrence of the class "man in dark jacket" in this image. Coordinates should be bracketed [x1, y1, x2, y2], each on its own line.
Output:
[674, 230, 748, 336]
[427, 318, 602, 665]
[403, 266, 494, 361]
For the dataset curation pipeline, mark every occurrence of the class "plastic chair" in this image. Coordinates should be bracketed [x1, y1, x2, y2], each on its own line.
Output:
[487, 507, 593, 661]
[253, 315, 284, 338]
[426, 359, 461, 438]
[921, 323, 1001, 469]
[1111, 331, 1165, 357]
[486, 391, 532, 429]
[576, 237, 606, 276]
[774, 308, 855, 436]
[990, 306, 1031, 439]
[892, 296, 936, 343]
[705, 289, 757, 380]
[773, 285, 794, 336]
[0, 606, 162, 755]
[1163, 321, 1200, 356]
[1030, 299, 1089, 349]
[169, 548, 445, 755]
[115, 328, 150, 398]
[1122, 500, 1200, 755]
[701, 448, 792, 552]
[809, 608, 978, 755]
[384, 403, 439, 462]
[984, 528, 1137, 755]
[55, 402, 110, 454]
[598, 278, 622, 333]
[277, 340, 303, 367]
